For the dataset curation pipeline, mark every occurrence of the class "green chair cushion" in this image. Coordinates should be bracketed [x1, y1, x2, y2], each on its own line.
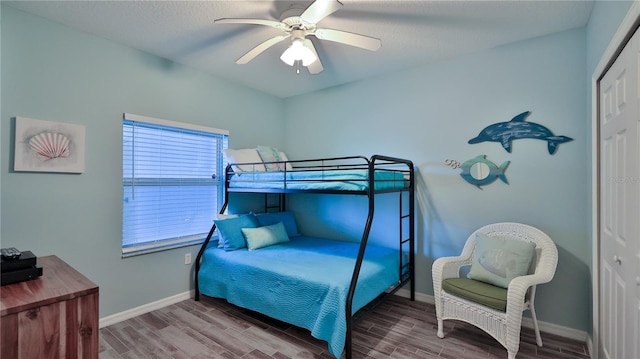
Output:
[442, 278, 508, 312]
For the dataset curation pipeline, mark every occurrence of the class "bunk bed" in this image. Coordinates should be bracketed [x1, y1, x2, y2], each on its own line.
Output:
[194, 154, 415, 359]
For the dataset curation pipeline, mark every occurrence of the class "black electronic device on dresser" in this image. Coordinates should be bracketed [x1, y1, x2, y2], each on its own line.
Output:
[1, 248, 42, 286]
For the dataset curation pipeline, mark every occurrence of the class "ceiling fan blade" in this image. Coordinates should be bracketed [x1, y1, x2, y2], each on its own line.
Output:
[314, 28, 381, 51]
[304, 39, 323, 74]
[236, 35, 290, 64]
[215, 18, 286, 31]
[300, 0, 343, 25]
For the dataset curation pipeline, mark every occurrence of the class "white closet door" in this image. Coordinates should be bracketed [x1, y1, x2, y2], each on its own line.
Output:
[599, 27, 640, 359]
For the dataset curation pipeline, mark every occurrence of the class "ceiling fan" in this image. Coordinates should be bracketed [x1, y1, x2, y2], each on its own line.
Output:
[215, 0, 382, 74]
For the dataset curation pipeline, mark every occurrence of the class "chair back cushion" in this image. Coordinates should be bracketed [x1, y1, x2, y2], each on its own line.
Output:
[468, 233, 536, 288]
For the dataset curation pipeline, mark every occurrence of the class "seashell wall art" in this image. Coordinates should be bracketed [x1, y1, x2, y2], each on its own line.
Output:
[29, 132, 71, 161]
[14, 117, 85, 173]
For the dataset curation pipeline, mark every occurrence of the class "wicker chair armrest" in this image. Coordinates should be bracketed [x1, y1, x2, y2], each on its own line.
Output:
[507, 240, 558, 303]
[432, 255, 473, 317]
[501, 273, 540, 351]
[510, 270, 552, 290]
[433, 256, 473, 280]
[507, 274, 535, 303]
[505, 270, 553, 315]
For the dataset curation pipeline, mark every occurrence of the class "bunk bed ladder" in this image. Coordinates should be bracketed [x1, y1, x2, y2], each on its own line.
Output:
[399, 190, 415, 300]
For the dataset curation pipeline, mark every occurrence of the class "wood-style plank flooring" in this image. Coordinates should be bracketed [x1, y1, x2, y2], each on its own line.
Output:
[99, 295, 590, 359]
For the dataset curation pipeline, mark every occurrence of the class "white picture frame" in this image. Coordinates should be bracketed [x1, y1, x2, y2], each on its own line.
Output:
[14, 117, 86, 173]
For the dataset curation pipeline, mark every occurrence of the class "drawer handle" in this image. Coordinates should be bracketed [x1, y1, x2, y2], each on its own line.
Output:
[26, 308, 39, 320]
[79, 326, 93, 337]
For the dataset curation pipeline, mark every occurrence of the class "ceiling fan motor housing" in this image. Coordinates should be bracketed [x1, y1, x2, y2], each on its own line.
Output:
[280, 7, 315, 32]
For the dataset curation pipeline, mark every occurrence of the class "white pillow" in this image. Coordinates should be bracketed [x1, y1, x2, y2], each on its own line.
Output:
[223, 148, 266, 173]
[278, 152, 294, 171]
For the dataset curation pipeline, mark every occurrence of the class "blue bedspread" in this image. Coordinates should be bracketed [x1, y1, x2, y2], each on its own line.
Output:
[197, 236, 401, 357]
[229, 169, 407, 191]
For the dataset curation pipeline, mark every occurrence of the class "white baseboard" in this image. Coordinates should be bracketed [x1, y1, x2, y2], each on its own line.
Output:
[586, 335, 593, 358]
[395, 288, 589, 344]
[99, 290, 193, 328]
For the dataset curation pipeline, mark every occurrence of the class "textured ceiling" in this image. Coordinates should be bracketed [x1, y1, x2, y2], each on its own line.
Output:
[6, 0, 594, 98]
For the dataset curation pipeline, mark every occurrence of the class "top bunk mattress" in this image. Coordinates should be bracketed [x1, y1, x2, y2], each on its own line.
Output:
[228, 168, 408, 191]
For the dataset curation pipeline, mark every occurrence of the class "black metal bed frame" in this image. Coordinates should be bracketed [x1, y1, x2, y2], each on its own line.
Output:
[194, 154, 415, 359]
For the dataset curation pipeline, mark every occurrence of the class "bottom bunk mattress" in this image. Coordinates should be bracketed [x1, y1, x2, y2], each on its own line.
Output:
[198, 235, 401, 357]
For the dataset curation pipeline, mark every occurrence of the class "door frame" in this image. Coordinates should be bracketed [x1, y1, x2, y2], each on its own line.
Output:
[591, 2, 640, 358]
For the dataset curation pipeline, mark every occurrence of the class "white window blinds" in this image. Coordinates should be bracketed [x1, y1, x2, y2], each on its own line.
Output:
[122, 113, 228, 257]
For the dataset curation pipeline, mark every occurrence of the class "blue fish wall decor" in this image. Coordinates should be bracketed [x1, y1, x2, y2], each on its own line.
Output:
[459, 155, 510, 189]
[468, 111, 573, 154]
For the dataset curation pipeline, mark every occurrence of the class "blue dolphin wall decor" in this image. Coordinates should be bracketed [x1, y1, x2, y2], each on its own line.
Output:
[468, 111, 573, 154]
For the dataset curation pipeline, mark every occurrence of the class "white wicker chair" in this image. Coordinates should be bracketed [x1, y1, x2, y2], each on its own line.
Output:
[432, 222, 558, 359]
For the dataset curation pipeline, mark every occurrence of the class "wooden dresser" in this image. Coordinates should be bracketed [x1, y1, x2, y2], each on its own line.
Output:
[1, 255, 99, 358]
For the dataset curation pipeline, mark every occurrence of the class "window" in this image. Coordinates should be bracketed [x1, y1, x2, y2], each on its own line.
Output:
[122, 113, 228, 257]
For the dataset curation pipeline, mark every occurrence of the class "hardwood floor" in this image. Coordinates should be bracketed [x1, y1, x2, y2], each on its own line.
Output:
[99, 295, 590, 359]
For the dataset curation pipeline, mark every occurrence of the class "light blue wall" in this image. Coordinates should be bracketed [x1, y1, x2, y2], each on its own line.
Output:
[0, 6, 284, 317]
[284, 28, 590, 331]
[587, 1, 634, 76]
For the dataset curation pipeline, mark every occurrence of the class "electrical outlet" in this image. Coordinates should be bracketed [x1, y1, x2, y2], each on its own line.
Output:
[184, 253, 192, 265]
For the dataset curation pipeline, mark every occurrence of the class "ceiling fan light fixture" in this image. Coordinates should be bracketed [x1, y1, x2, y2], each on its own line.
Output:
[280, 38, 317, 66]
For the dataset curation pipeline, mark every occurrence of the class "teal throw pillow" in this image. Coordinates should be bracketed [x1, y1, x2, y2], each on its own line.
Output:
[214, 214, 259, 251]
[241, 222, 290, 250]
[255, 211, 300, 237]
[468, 232, 536, 288]
[216, 213, 240, 248]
